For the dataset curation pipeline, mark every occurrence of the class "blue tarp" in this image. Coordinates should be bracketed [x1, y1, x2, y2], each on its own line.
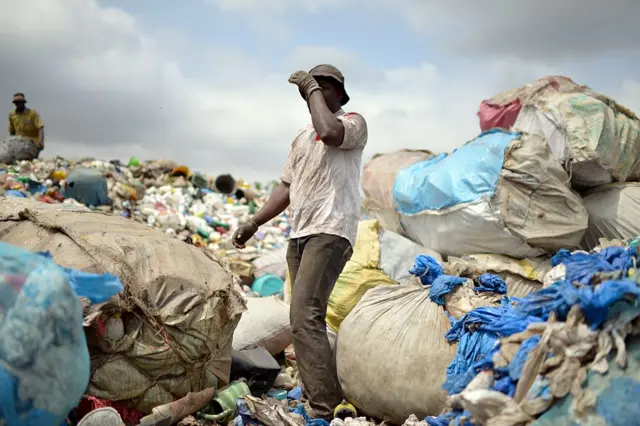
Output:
[0, 242, 124, 426]
[392, 129, 520, 215]
[63, 168, 110, 207]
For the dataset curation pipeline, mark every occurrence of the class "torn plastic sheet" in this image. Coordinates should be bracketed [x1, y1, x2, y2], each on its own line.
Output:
[409, 255, 444, 286]
[37, 251, 124, 304]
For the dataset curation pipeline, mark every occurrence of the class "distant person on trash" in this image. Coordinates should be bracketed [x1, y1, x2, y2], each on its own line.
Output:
[232, 64, 368, 421]
[8, 92, 45, 159]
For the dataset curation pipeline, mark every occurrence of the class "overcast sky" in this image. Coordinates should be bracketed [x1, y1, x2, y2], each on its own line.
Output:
[1, 0, 639, 181]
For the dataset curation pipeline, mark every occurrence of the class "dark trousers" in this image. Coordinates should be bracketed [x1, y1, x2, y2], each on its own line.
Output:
[287, 233, 353, 419]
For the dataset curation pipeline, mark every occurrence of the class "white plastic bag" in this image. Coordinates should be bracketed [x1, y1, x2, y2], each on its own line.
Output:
[233, 296, 292, 356]
[252, 247, 287, 279]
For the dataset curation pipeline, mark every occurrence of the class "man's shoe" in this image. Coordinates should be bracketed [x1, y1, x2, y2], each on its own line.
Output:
[333, 402, 357, 420]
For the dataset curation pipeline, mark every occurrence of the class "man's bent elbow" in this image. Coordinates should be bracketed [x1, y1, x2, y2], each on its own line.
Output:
[319, 130, 343, 147]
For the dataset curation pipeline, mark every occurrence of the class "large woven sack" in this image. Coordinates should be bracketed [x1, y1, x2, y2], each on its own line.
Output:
[361, 150, 433, 235]
[478, 75, 585, 131]
[580, 183, 640, 250]
[0, 197, 245, 413]
[336, 284, 455, 423]
[232, 296, 292, 356]
[513, 91, 640, 188]
[392, 129, 588, 258]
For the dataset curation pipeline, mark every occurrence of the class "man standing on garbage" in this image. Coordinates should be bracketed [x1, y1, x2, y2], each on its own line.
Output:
[233, 64, 367, 420]
[8, 93, 45, 158]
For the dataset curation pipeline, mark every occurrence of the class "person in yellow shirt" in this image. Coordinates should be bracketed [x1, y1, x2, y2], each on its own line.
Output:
[8, 93, 45, 157]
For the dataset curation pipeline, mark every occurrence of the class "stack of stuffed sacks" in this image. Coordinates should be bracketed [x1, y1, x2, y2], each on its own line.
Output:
[477, 76, 640, 251]
[419, 237, 640, 426]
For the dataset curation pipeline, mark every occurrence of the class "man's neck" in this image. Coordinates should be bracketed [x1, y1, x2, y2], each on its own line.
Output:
[15, 108, 26, 114]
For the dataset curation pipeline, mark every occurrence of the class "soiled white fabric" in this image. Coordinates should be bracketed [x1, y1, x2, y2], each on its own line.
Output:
[280, 109, 367, 247]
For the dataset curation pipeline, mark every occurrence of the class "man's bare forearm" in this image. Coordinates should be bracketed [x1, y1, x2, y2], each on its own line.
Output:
[252, 181, 290, 226]
[308, 91, 344, 147]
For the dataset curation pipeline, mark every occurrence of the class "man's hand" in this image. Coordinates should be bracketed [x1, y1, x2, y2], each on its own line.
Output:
[232, 220, 259, 249]
[288, 71, 321, 99]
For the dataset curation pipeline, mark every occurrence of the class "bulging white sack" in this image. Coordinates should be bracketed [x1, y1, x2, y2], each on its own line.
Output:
[392, 130, 587, 258]
[336, 284, 455, 423]
[580, 183, 640, 251]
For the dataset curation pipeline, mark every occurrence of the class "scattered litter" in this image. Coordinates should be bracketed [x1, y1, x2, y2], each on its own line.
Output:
[2, 73, 640, 426]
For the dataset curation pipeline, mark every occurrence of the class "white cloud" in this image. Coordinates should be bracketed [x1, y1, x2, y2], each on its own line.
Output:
[212, 0, 640, 60]
[0, 0, 638, 182]
[615, 80, 640, 114]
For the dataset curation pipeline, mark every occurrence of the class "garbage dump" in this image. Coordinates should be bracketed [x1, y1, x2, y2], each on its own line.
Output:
[361, 150, 434, 236]
[391, 129, 588, 258]
[335, 249, 547, 424]
[2, 72, 640, 426]
[0, 242, 123, 426]
[0, 197, 246, 414]
[0, 157, 289, 262]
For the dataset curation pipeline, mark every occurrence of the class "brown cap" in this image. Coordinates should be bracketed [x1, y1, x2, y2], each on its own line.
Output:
[12, 93, 26, 103]
[308, 64, 350, 105]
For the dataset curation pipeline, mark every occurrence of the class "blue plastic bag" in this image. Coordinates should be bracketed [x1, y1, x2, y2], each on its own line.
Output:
[392, 129, 520, 215]
[0, 242, 123, 426]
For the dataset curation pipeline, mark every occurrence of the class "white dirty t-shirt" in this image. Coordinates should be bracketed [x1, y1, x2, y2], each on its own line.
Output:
[280, 109, 367, 247]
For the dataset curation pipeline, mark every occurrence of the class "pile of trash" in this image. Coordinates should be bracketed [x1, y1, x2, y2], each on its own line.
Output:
[340, 75, 640, 426]
[422, 238, 640, 425]
[363, 76, 640, 256]
[3, 74, 640, 426]
[0, 156, 291, 297]
[0, 158, 294, 425]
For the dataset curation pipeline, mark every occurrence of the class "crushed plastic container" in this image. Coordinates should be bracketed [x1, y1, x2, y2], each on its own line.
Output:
[251, 274, 285, 297]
